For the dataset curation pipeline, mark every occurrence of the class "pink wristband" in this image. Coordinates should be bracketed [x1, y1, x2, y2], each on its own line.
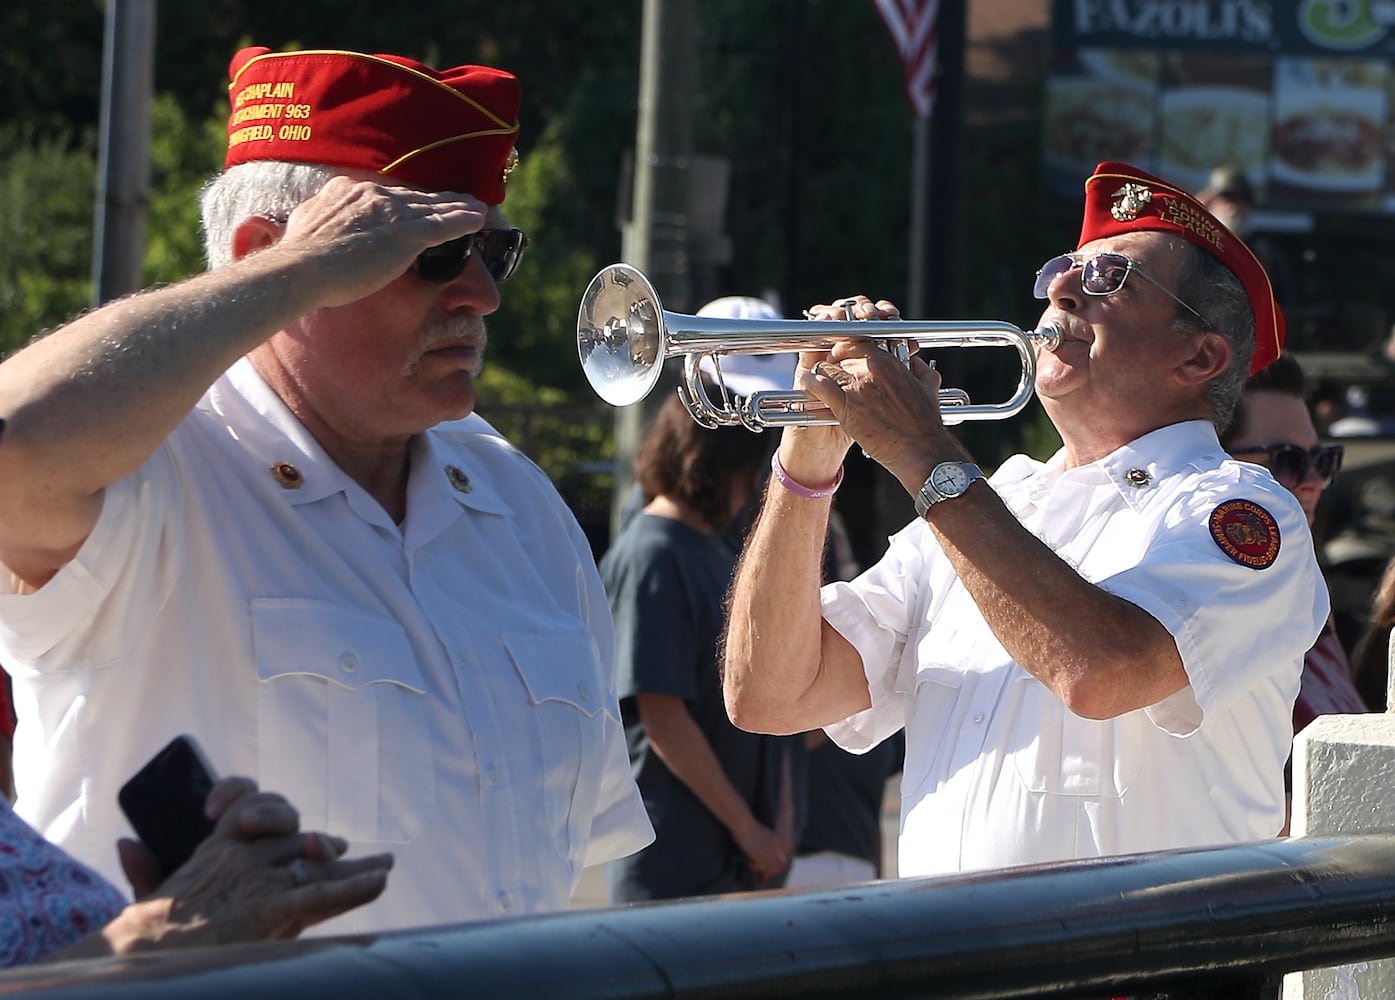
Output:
[770, 451, 844, 500]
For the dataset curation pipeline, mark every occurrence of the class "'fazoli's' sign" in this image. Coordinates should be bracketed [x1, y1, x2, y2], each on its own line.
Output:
[1054, 0, 1395, 54]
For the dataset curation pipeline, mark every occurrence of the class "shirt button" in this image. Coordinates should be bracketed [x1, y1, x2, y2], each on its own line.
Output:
[496, 891, 511, 913]
[486, 767, 500, 787]
[577, 682, 593, 702]
[340, 653, 359, 673]
[973, 713, 984, 724]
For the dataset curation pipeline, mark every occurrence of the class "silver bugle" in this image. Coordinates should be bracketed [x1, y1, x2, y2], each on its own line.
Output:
[577, 262, 1062, 430]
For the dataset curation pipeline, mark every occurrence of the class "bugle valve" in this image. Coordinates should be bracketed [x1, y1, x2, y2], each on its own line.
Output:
[577, 263, 1062, 431]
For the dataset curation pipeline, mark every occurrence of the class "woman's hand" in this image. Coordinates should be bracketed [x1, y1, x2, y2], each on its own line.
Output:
[106, 777, 393, 954]
[734, 818, 794, 885]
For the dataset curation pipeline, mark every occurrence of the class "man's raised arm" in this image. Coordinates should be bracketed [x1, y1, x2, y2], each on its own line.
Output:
[0, 178, 486, 588]
[723, 430, 872, 736]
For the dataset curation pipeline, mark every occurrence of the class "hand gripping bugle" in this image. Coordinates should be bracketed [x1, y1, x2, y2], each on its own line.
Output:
[577, 263, 1062, 431]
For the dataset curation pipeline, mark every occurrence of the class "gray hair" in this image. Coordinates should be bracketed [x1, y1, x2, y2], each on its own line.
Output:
[1168, 239, 1255, 429]
[198, 161, 338, 269]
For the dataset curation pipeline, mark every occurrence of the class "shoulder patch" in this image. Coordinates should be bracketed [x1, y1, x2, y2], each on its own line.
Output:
[1208, 499, 1281, 569]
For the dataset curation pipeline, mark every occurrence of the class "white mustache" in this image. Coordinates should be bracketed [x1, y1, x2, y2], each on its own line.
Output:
[407, 315, 488, 374]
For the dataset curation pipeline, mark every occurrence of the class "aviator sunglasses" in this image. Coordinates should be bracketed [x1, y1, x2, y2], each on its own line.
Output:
[1230, 442, 1344, 489]
[1034, 251, 1213, 329]
[414, 228, 530, 284]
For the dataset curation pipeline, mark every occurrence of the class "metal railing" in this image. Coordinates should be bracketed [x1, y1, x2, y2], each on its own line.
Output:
[4, 835, 1395, 998]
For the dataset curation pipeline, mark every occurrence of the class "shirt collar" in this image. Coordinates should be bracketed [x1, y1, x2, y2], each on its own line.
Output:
[1000, 420, 1227, 511]
[415, 423, 513, 518]
[1091, 420, 1228, 510]
[201, 359, 513, 521]
[201, 358, 346, 507]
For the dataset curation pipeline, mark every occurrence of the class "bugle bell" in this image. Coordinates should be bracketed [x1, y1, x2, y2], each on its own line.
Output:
[576, 263, 1061, 431]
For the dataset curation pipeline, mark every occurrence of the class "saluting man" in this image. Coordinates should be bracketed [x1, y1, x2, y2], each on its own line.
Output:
[0, 46, 651, 933]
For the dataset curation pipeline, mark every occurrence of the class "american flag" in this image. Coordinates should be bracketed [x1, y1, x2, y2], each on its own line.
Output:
[872, 0, 940, 119]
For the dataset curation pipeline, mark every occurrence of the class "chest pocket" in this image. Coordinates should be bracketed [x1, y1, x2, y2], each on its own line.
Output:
[901, 669, 965, 804]
[502, 629, 609, 864]
[1004, 675, 1140, 798]
[251, 599, 435, 844]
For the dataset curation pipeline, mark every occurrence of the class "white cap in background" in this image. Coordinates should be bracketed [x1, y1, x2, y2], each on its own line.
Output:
[695, 296, 798, 397]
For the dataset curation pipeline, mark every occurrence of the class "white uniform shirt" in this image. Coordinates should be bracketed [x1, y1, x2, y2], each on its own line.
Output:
[0, 358, 652, 933]
[822, 421, 1326, 878]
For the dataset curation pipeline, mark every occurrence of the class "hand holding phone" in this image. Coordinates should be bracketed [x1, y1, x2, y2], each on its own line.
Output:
[118, 734, 219, 879]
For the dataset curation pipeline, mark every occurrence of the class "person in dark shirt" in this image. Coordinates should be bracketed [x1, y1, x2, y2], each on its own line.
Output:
[786, 731, 903, 887]
[601, 379, 804, 901]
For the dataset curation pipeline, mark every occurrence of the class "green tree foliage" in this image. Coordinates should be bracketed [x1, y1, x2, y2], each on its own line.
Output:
[0, 124, 97, 353]
[0, 4, 106, 140]
[144, 95, 228, 285]
[0, 92, 228, 355]
[478, 103, 632, 394]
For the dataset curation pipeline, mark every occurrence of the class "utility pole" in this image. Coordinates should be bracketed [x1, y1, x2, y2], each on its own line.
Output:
[92, 0, 157, 306]
[612, 0, 696, 540]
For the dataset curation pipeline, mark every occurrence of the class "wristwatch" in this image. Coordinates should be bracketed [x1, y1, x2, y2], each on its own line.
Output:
[913, 462, 984, 518]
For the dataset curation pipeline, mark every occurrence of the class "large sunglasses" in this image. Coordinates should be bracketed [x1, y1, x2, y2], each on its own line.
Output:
[1034, 251, 1212, 330]
[1229, 442, 1344, 488]
[414, 228, 529, 284]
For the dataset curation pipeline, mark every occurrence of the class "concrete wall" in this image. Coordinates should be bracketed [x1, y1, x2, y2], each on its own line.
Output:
[1285, 711, 1395, 999]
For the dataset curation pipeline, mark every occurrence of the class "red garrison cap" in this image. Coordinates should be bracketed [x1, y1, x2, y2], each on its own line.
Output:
[1079, 162, 1283, 374]
[224, 47, 521, 204]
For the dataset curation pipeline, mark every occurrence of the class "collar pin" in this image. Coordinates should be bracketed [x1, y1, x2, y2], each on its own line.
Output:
[446, 465, 472, 494]
[271, 462, 304, 489]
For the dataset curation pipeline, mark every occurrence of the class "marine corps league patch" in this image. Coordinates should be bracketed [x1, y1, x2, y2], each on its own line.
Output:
[1209, 499, 1280, 569]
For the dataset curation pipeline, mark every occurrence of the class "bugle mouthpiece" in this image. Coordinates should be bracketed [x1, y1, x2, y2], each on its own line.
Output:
[1031, 323, 1063, 353]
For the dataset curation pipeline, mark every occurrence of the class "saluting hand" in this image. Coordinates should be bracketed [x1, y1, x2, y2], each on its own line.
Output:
[266, 175, 491, 309]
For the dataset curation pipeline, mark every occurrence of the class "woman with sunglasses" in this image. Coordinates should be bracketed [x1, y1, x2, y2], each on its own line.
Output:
[1221, 353, 1367, 830]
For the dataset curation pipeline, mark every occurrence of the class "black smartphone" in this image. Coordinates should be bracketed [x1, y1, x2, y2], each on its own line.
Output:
[117, 734, 218, 878]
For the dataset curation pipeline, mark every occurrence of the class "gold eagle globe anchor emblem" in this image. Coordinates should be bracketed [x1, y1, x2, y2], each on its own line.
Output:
[1110, 183, 1152, 222]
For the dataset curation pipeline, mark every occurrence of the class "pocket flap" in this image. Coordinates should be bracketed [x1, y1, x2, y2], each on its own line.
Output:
[251, 599, 425, 693]
[502, 629, 606, 716]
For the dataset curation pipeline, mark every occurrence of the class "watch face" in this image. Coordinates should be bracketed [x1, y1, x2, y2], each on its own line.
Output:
[931, 463, 970, 494]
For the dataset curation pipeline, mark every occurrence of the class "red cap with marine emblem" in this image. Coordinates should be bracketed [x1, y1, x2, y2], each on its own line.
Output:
[1078, 161, 1283, 375]
[223, 46, 521, 204]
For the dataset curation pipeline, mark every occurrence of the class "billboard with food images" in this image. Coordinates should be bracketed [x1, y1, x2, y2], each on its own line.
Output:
[1048, 0, 1395, 211]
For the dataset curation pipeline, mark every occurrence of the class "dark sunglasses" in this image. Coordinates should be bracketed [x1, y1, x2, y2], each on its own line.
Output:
[414, 228, 529, 284]
[1033, 251, 1212, 329]
[1230, 442, 1344, 488]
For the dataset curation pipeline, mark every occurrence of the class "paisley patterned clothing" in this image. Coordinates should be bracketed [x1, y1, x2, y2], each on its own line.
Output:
[0, 799, 125, 966]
